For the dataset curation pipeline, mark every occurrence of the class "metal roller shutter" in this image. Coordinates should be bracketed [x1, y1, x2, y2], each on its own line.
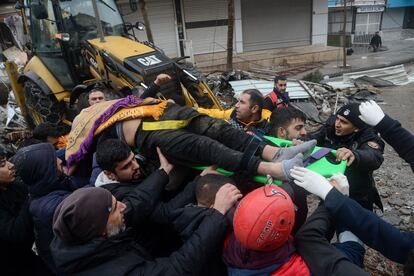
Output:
[182, 0, 228, 55]
[120, 0, 179, 57]
[241, 0, 312, 52]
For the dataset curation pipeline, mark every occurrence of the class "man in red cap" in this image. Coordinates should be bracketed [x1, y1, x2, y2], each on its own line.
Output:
[223, 184, 369, 276]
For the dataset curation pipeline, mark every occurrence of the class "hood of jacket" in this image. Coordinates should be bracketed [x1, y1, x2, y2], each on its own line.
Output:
[12, 143, 70, 198]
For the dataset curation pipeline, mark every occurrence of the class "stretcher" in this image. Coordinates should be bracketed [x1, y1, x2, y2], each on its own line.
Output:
[194, 136, 347, 185]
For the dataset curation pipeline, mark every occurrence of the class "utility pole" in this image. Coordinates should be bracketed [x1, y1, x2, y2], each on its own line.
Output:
[226, 0, 235, 71]
[139, 0, 154, 43]
[342, 0, 347, 68]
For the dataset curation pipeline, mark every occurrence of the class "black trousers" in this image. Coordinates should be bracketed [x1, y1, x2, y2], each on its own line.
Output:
[295, 205, 370, 276]
[136, 104, 262, 174]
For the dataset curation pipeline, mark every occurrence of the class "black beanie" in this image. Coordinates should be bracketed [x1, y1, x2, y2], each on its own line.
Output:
[336, 103, 367, 130]
[53, 187, 113, 244]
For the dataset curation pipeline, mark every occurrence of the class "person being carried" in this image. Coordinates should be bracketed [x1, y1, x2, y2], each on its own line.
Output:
[308, 103, 385, 211]
[196, 89, 271, 134]
[263, 75, 289, 112]
[67, 96, 317, 183]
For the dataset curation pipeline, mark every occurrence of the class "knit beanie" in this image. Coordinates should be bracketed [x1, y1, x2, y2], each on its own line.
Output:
[53, 187, 113, 244]
[336, 103, 367, 130]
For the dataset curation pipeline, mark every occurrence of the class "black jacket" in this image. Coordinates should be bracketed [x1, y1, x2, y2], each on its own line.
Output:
[13, 143, 76, 272]
[375, 114, 414, 172]
[309, 118, 385, 210]
[0, 178, 40, 275]
[99, 170, 198, 256]
[50, 197, 229, 275]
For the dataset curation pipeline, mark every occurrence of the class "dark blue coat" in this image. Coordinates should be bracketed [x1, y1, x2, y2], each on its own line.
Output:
[325, 188, 414, 264]
[375, 115, 414, 172]
[13, 143, 76, 272]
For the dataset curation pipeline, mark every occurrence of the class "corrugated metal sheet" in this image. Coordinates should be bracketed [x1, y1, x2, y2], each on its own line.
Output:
[342, 64, 411, 85]
[228, 79, 310, 100]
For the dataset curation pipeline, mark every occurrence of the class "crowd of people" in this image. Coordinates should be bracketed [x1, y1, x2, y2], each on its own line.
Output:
[1, 74, 413, 276]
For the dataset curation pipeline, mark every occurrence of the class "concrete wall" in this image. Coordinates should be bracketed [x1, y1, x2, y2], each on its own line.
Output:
[312, 0, 329, 45]
[382, 7, 405, 29]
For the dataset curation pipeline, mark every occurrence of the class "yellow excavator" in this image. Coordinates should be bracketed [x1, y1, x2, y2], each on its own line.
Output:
[5, 0, 222, 126]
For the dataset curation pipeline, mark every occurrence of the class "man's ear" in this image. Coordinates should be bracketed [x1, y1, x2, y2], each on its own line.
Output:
[353, 127, 360, 133]
[251, 104, 259, 113]
[104, 170, 118, 181]
[277, 127, 286, 139]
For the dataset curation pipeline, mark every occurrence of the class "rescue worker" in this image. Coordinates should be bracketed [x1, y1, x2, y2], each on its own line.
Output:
[263, 75, 289, 111]
[196, 89, 270, 134]
[308, 103, 385, 211]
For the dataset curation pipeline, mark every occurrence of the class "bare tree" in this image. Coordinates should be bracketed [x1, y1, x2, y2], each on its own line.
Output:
[226, 0, 235, 71]
[139, 0, 154, 43]
[342, 0, 347, 68]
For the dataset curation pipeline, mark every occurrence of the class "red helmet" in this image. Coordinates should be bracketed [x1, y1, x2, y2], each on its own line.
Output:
[233, 185, 295, 252]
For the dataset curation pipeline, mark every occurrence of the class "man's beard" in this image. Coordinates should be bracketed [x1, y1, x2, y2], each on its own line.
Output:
[106, 222, 126, 238]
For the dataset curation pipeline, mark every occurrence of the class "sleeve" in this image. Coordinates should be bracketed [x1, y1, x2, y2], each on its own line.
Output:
[324, 188, 414, 264]
[375, 115, 414, 172]
[307, 126, 328, 146]
[0, 199, 34, 243]
[150, 177, 199, 224]
[196, 108, 233, 120]
[89, 153, 101, 186]
[141, 82, 160, 99]
[134, 209, 229, 276]
[351, 139, 384, 171]
[295, 205, 370, 276]
[123, 169, 169, 227]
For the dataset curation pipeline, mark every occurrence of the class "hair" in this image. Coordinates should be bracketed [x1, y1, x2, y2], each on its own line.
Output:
[96, 139, 131, 172]
[241, 89, 264, 110]
[274, 75, 287, 83]
[88, 86, 109, 98]
[32, 123, 61, 140]
[196, 174, 236, 207]
[269, 106, 306, 133]
[17, 138, 43, 150]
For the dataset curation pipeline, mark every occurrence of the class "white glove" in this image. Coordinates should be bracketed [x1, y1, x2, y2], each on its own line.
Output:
[358, 100, 385, 127]
[328, 173, 349, 196]
[290, 167, 333, 200]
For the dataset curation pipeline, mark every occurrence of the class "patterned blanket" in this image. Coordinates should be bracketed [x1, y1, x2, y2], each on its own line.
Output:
[65, 96, 167, 167]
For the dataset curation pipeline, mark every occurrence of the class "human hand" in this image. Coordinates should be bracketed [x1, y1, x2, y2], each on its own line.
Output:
[290, 166, 333, 200]
[336, 147, 355, 166]
[328, 173, 349, 196]
[358, 100, 385, 127]
[154, 74, 172, 86]
[292, 139, 304, 145]
[156, 147, 174, 174]
[213, 184, 242, 215]
[200, 165, 222, 176]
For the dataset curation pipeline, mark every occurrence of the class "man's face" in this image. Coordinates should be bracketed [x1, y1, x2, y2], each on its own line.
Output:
[275, 80, 287, 93]
[88, 91, 106, 106]
[112, 152, 141, 182]
[0, 157, 16, 187]
[277, 118, 307, 140]
[235, 93, 258, 122]
[105, 196, 127, 238]
[335, 115, 359, 136]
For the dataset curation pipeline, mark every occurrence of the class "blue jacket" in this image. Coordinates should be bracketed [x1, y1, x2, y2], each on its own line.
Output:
[324, 188, 414, 264]
[13, 143, 76, 272]
[375, 115, 414, 172]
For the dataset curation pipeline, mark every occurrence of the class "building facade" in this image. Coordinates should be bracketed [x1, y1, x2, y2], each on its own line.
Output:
[118, 0, 329, 59]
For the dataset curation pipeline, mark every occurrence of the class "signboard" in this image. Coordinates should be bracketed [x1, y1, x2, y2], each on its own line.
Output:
[357, 6, 385, 13]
